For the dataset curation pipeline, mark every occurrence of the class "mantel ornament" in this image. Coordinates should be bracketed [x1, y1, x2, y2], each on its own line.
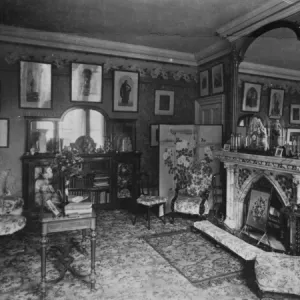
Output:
[4, 51, 198, 83]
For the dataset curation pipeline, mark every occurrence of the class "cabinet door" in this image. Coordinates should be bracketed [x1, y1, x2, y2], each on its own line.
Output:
[195, 94, 225, 126]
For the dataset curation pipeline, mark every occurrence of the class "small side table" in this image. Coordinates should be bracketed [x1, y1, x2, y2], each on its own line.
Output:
[133, 195, 167, 230]
[39, 210, 97, 298]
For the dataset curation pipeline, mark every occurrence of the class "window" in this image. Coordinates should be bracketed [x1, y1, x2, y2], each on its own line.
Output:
[60, 108, 106, 149]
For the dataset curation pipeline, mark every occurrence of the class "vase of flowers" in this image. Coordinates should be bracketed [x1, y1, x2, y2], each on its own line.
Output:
[50, 147, 84, 204]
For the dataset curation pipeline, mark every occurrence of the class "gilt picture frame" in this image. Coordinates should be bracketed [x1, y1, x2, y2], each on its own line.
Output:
[199, 69, 209, 97]
[211, 63, 224, 94]
[241, 82, 262, 113]
[154, 90, 174, 116]
[71, 62, 103, 103]
[290, 104, 300, 124]
[20, 61, 52, 109]
[113, 70, 139, 112]
[269, 88, 284, 119]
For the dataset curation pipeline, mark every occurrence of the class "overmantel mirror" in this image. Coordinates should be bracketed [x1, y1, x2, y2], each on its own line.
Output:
[232, 20, 300, 154]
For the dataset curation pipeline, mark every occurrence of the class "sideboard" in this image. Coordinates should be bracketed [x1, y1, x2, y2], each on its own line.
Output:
[21, 152, 141, 212]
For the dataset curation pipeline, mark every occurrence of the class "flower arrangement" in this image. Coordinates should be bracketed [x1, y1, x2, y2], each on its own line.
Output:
[163, 136, 213, 197]
[50, 147, 84, 185]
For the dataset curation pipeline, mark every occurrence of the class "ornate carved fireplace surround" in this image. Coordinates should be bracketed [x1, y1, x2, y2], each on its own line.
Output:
[214, 150, 300, 230]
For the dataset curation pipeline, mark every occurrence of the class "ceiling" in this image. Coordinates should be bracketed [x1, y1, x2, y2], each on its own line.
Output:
[0, 0, 280, 53]
[1, 0, 300, 70]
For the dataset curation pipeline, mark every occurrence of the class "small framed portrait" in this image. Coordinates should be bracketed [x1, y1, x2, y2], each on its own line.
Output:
[274, 147, 283, 157]
[287, 128, 300, 144]
[0, 118, 9, 147]
[290, 104, 300, 124]
[113, 70, 139, 112]
[241, 82, 262, 112]
[269, 88, 284, 119]
[211, 63, 224, 94]
[154, 90, 174, 116]
[150, 124, 159, 147]
[71, 63, 103, 103]
[20, 61, 52, 109]
[199, 69, 209, 97]
[223, 144, 231, 151]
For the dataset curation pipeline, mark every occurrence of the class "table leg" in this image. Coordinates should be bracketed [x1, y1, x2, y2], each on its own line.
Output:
[147, 207, 151, 230]
[162, 203, 166, 224]
[90, 229, 96, 290]
[40, 233, 47, 298]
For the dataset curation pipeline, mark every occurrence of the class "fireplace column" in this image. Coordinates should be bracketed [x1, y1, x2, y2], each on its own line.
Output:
[224, 163, 244, 230]
[293, 175, 300, 205]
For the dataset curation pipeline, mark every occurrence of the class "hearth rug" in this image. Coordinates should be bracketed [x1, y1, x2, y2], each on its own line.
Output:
[143, 229, 245, 288]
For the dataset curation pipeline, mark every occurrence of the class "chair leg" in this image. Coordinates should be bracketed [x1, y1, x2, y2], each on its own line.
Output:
[162, 204, 166, 225]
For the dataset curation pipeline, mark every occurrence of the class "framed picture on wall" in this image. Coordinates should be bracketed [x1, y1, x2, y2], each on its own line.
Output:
[0, 118, 9, 147]
[241, 82, 262, 112]
[269, 88, 284, 119]
[290, 104, 300, 124]
[113, 70, 139, 112]
[154, 90, 174, 115]
[199, 69, 209, 97]
[211, 63, 224, 94]
[71, 62, 103, 103]
[20, 61, 52, 109]
[287, 128, 300, 144]
[150, 124, 159, 147]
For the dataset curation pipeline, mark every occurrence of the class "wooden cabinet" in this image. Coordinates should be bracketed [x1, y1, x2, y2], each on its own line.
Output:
[21, 152, 141, 212]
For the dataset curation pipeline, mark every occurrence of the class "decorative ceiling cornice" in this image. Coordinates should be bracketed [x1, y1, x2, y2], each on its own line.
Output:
[0, 25, 197, 67]
[239, 61, 300, 81]
[216, 0, 300, 42]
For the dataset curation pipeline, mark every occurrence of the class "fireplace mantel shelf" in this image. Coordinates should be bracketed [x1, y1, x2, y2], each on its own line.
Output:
[214, 150, 300, 175]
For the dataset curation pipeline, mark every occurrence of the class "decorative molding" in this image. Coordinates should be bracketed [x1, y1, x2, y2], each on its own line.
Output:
[0, 25, 197, 67]
[4, 48, 198, 83]
[195, 40, 231, 66]
[216, 0, 300, 42]
[239, 61, 300, 81]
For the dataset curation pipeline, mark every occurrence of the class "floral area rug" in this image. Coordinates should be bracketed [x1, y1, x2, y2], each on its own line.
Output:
[143, 229, 245, 288]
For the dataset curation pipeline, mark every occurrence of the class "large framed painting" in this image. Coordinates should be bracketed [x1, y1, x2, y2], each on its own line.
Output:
[269, 88, 284, 119]
[290, 104, 300, 124]
[245, 188, 271, 233]
[71, 63, 103, 103]
[113, 70, 139, 112]
[0, 118, 9, 147]
[241, 82, 262, 113]
[199, 69, 209, 97]
[20, 61, 52, 109]
[211, 63, 224, 94]
[154, 90, 174, 116]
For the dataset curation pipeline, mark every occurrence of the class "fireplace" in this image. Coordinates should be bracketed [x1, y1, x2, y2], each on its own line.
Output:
[214, 150, 300, 231]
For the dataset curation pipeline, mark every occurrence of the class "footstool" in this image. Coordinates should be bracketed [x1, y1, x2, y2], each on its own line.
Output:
[132, 195, 167, 230]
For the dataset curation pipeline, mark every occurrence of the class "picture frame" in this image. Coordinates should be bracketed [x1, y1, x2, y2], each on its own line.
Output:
[223, 143, 231, 151]
[287, 128, 300, 144]
[199, 69, 209, 97]
[20, 61, 52, 109]
[290, 104, 300, 124]
[150, 124, 159, 147]
[245, 188, 271, 233]
[154, 90, 174, 116]
[211, 63, 224, 94]
[274, 147, 283, 157]
[0, 118, 9, 147]
[269, 88, 284, 119]
[241, 82, 262, 112]
[71, 62, 103, 103]
[113, 70, 139, 112]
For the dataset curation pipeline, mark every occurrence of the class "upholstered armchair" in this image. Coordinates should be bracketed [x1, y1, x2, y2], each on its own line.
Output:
[0, 170, 26, 236]
[170, 158, 216, 222]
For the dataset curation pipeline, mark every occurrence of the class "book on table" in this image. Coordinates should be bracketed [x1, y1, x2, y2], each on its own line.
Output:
[64, 202, 92, 215]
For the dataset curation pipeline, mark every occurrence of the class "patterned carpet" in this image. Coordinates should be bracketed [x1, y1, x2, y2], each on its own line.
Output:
[0, 210, 260, 300]
[143, 230, 244, 288]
